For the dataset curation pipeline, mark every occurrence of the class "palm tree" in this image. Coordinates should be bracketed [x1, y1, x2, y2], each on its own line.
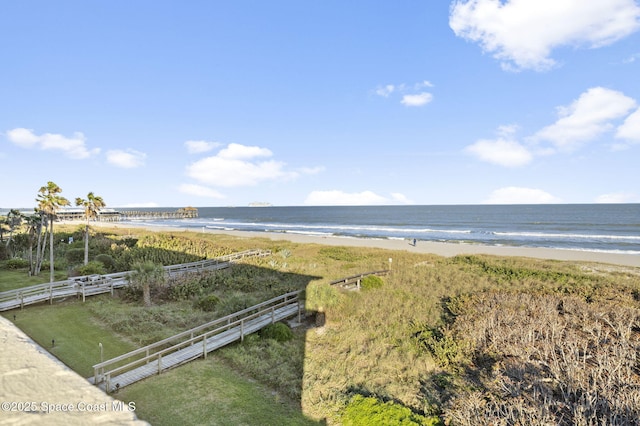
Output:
[24, 211, 45, 276]
[75, 192, 106, 265]
[4, 209, 23, 254]
[36, 181, 70, 282]
[129, 261, 165, 307]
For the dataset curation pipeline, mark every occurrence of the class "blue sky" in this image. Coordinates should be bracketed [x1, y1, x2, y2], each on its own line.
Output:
[2, 0, 640, 208]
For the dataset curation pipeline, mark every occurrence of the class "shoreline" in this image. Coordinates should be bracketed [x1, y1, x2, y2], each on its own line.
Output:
[86, 221, 640, 268]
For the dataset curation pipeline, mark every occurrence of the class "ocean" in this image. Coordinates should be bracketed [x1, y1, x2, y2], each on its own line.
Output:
[116, 204, 640, 255]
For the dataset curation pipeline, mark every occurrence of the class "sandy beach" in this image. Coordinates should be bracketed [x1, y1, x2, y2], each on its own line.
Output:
[94, 221, 640, 268]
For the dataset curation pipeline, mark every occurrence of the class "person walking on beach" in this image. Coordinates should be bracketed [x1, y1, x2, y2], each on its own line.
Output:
[413, 238, 417, 246]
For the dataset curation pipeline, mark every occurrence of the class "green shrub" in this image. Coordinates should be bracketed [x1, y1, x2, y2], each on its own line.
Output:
[415, 327, 461, 368]
[65, 248, 86, 264]
[170, 278, 203, 301]
[306, 281, 343, 312]
[342, 394, 441, 426]
[319, 247, 363, 262]
[94, 254, 116, 272]
[194, 294, 220, 312]
[260, 322, 293, 342]
[216, 292, 259, 317]
[361, 275, 384, 290]
[5, 258, 29, 269]
[74, 261, 106, 276]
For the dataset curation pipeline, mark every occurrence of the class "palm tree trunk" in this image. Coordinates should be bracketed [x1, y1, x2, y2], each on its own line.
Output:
[84, 221, 89, 265]
[35, 224, 46, 275]
[143, 283, 151, 307]
[49, 216, 55, 282]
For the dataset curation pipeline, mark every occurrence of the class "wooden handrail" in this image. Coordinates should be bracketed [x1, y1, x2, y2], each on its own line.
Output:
[93, 291, 302, 387]
[0, 249, 272, 311]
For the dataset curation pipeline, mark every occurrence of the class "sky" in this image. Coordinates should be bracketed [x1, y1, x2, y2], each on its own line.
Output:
[1, 0, 640, 208]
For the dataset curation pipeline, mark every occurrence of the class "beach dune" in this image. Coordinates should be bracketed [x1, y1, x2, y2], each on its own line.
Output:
[93, 221, 640, 268]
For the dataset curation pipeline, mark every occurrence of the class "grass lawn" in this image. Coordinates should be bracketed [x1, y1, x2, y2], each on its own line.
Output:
[1, 296, 136, 377]
[0, 268, 64, 292]
[116, 357, 321, 426]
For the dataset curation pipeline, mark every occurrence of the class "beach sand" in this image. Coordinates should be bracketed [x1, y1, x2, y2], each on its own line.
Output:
[2, 219, 637, 424]
[94, 221, 640, 268]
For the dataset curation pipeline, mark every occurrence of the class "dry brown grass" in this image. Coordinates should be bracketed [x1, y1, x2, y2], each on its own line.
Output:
[442, 292, 640, 425]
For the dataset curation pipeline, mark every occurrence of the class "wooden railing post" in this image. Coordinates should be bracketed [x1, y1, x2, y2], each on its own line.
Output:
[203, 335, 207, 359]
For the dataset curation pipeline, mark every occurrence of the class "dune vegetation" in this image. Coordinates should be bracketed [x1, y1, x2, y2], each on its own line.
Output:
[1, 224, 640, 425]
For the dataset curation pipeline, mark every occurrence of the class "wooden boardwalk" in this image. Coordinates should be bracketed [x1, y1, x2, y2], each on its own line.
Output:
[329, 269, 390, 291]
[91, 291, 303, 392]
[0, 249, 270, 312]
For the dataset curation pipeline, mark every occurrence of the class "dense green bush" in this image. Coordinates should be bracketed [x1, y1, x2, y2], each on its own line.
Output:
[194, 294, 220, 312]
[65, 248, 86, 264]
[94, 254, 116, 272]
[342, 394, 441, 426]
[0, 244, 8, 261]
[361, 275, 384, 290]
[260, 322, 293, 342]
[74, 261, 106, 276]
[216, 292, 259, 317]
[5, 258, 30, 269]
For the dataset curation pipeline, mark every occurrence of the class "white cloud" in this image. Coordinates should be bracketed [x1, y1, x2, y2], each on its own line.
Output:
[595, 192, 639, 203]
[297, 166, 325, 175]
[118, 202, 159, 208]
[484, 187, 561, 204]
[106, 149, 147, 168]
[178, 184, 225, 199]
[534, 87, 637, 151]
[185, 140, 221, 154]
[401, 92, 434, 107]
[218, 143, 272, 160]
[6, 127, 100, 159]
[615, 108, 640, 147]
[391, 193, 413, 204]
[465, 125, 533, 167]
[414, 80, 434, 89]
[375, 81, 434, 106]
[186, 143, 295, 187]
[450, 0, 640, 71]
[304, 190, 410, 206]
[375, 84, 395, 97]
[623, 52, 640, 64]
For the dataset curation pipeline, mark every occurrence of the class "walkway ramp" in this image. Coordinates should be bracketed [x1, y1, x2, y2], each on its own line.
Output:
[91, 291, 302, 393]
[0, 249, 270, 312]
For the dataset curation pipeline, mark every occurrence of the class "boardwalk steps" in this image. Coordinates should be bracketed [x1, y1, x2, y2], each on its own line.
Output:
[91, 291, 303, 392]
[0, 249, 270, 312]
[329, 269, 390, 291]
